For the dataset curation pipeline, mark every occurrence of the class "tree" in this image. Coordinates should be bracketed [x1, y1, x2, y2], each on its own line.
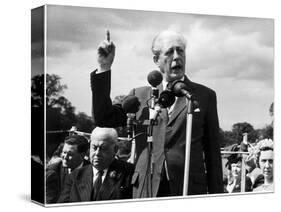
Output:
[269, 102, 274, 117]
[75, 112, 95, 133]
[32, 74, 77, 130]
[31, 74, 44, 107]
[32, 74, 97, 157]
[231, 122, 257, 143]
[46, 74, 67, 107]
[220, 129, 237, 147]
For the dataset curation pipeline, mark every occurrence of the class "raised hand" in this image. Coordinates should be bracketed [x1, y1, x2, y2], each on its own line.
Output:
[97, 30, 116, 72]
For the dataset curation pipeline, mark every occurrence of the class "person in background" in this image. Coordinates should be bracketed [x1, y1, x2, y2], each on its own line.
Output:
[225, 149, 252, 193]
[57, 127, 135, 202]
[253, 139, 274, 192]
[46, 135, 90, 203]
[244, 149, 262, 185]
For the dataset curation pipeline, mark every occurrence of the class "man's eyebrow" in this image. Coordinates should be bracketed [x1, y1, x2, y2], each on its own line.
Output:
[92, 143, 108, 147]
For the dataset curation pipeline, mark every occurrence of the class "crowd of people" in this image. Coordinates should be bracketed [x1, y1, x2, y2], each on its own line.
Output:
[223, 138, 274, 193]
[45, 30, 274, 204]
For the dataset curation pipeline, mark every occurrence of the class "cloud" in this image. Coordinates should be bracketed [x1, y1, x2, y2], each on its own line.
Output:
[45, 5, 198, 57]
[187, 21, 273, 87]
[44, 5, 274, 130]
[196, 15, 274, 47]
[31, 7, 44, 59]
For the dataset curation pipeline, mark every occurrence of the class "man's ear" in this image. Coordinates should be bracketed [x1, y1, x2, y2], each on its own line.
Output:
[153, 55, 159, 66]
[80, 152, 86, 160]
[114, 145, 119, 154]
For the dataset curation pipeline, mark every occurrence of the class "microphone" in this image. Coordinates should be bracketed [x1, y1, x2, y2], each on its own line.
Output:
[122, 95, 141, 164]
[157, 90, 176, 108]
[122, 95, 141, 137]
[147, 70, 163, 109]
[147, 70, 163, 87]
[170, 80, 200, 112]
[146, 89, 175, 166]
[170, 80, 192, 98]
[149, 89, 175, 122]
[122, 95, 140, 114]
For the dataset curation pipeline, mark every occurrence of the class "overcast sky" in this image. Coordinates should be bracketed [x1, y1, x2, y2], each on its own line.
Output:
[32, 5, 274, 131]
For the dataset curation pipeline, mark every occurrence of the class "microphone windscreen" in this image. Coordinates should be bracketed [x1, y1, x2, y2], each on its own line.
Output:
[122, 95, 140, 113]
[171, 80, 189, 97]
[158, 90, 175, 108]
[147, 70, 163, 87]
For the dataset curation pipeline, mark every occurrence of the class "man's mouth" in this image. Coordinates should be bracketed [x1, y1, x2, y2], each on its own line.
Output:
[171, 64, 182, 71]
[171, 64, 182, 70]
[264, 170, 271, 174]
[93, 157, 102, 162]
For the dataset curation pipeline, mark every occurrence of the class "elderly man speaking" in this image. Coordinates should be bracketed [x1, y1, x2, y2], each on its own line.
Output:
[90, 30, 224, 198]
[58, 127, 135, 203]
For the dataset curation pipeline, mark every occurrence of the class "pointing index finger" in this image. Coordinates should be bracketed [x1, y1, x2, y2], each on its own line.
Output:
[106, 30, 110, 42]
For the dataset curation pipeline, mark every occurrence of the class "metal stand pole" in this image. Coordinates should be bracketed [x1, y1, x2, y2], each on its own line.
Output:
[128, 126, 136, 164]
[147, 134, 153, 197]
[241, 155, 246, 192]
[183, 98, 193, 196]
[241, 133, 248, 192]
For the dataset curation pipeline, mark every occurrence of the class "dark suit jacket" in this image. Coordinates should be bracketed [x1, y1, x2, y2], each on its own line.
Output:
[225, 176, 253, 193]
[46, 159, 90, 203]
[57, 159, 135, 203]
[91, 70, 223, 197]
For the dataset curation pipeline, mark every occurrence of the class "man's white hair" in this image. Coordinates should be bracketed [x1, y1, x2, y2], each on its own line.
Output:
[90, 127, 118, 145]
[151, 30, 187, 57]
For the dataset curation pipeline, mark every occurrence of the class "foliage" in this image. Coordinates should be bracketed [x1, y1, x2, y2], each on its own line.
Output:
[31, 74, 44, 107]
[76, 112, 96, 133]
[220, 103, 274, 147]
[31, 74, 94, 131]
[269, 102, 274, 117]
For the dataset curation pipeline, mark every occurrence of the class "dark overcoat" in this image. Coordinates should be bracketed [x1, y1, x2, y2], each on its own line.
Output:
[57, 159, 134, 203]
[91, 70, 223, 197]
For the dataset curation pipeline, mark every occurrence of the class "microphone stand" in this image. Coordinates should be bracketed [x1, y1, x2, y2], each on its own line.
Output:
[145, 107, 161, 198]
[183, 93, 199, 196]
[127, 113, 137, 164]
[145, 88, 159, 198]
[240, 133, 248, 192]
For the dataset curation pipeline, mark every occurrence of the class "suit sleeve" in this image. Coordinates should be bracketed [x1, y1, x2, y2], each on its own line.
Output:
[46, 170, 60, 203]
[57, 174, 72, 203]
[90, 70, 126, 127]
[202, 90, 224, 193]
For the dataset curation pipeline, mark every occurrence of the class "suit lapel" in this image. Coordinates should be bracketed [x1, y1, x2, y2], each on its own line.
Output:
[167, 76, 196, 126]
[167, 96, 186, 126]
[98, 172, 116, 200]
[153, 83, 169, 124]
[76, 166, 93, 201]
[60, 166, 68, 190]
[98, 160, 121, 200]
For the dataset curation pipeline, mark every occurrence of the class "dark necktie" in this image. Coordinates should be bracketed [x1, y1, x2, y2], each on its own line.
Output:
[91, 170, 104, 201]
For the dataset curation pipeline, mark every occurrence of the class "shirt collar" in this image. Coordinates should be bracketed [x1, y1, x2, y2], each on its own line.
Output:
[68, 161, 84, 174]
[162, 76, 185, 91]
[92, 166, 108, 182]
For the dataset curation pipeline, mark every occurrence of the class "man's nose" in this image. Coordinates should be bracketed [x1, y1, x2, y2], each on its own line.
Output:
[95, 147, 102, 156]
[264, 160, 270, 167]
[62, 153, 69, 159]
[173, 49, 180, 60]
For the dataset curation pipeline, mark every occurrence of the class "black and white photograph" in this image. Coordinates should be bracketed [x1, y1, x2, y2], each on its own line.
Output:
[3, 0, 280, 212]
[30, 4, 275, 206]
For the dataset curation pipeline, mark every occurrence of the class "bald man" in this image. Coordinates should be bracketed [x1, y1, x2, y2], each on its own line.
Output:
[57, 127, 135, 203]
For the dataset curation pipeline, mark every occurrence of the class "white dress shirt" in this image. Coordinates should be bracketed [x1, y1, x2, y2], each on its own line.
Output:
[92, 166, 108, 185]
[162, 77, 184, 117]
[67, 161, 84, 174]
